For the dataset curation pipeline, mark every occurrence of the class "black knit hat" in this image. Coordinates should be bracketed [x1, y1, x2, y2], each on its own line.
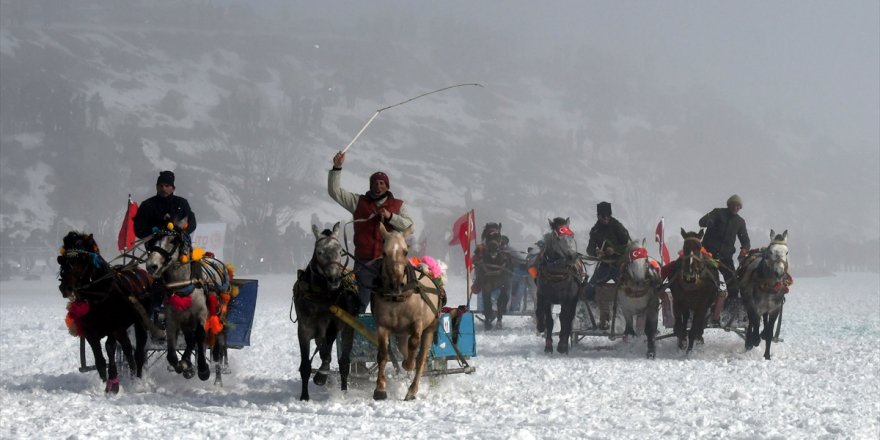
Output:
[156, 171, 175, 188]
[597, 201, 612, 217]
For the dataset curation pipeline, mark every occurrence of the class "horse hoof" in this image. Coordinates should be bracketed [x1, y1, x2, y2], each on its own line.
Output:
[404, 393, 416, 401]
[373, 390, 387, 400]
[677, 339, 686, 350]
[647, 351, 656, 360]
[764, 354, 772, 361]
[544, 344, 553, 354]
[557, 341, 569, 354]
[313, 372, 328, 386]
[182, 369, 195, 379]
[299, 394, 309, 401]
[198, 366, 211, 381]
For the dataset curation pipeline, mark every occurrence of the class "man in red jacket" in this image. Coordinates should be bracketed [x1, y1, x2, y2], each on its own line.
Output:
[328, 151, 414, 313]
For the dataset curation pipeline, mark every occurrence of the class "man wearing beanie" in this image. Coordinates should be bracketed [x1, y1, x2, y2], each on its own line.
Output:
[328, 151, 414, 313]
[699, 194, 750, 323]
[584, 202, 631, 329]
[134, 170, 197, 239]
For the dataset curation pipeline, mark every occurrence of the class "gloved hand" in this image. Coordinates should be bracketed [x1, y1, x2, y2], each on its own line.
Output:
[739, 248, 749, 258]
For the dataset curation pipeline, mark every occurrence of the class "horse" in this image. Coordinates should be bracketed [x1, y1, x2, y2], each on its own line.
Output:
[668, 228, 720, 354]
[57, 231, 155, 393]
[535, 217, 583, 354]
[738, 229, 792, 360]
[617, 239, 663, 359]
[371, 223, 444, 401]
[145, 219, 230, 382]
[292, 222, 360, 401]
[474, 223, 512, 330]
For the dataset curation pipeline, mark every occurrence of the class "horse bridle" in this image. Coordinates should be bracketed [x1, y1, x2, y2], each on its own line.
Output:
[147, 230, 188, 277]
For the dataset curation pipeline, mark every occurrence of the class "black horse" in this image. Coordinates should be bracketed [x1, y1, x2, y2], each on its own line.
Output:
[293, 222, 360, 401]
[57, 231, 156, 393]
[474, 223, 512, 330]
[535, 217, 583, 354]
[668, 229, 719, 354]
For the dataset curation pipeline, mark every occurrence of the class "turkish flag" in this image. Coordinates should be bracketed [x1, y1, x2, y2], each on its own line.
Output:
[449, 209, 475, 270]
[655, 218, 671, 266]
[117, 200, 138, 251]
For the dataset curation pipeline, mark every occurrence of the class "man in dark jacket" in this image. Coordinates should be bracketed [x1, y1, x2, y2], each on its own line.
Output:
[133, 170, 197, 325]
[328, 151, 414, 313]
[584, 202, 631, 328]
[699, 194, 750, 312]
[134, 171, 197, 239]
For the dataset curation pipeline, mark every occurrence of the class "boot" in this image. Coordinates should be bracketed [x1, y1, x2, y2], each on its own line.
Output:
[597, 285, 614, 331]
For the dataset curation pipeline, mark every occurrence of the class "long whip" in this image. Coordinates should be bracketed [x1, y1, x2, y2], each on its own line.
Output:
[340, 83, 483, 154]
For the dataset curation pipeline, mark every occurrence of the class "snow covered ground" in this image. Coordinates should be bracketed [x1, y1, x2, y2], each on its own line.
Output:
[1, 272, 877, 439]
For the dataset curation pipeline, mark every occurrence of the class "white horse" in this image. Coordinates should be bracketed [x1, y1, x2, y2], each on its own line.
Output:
[616, 239, 664, 359]
[146, 219, 229, 381]
[739, 229, 791, 360]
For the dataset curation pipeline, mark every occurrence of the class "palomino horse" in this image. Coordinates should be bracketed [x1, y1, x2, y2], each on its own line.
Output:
[146, 220, 230, 382]
[292, 222, 360, 401]
[371, 224, 444, 401]
[738, 229, 792, 360]
[535, 217, 583, 354]
[669, 228, 719, 354]
[474, 223, 512, 330]
[57, 231, 156, 393]
[617, 239, 663, 359]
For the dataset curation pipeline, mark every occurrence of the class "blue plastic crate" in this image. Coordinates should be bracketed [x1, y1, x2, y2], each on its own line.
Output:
[226, 279, 258, 348]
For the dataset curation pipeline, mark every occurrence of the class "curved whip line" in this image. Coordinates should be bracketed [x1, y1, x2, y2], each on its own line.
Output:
[341, 82, 483, 154]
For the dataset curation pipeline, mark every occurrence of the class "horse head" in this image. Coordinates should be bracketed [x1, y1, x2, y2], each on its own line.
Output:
[57, 231, 104, 298]
[145, 217, 191, 278]
[764, 229, 789, 279]
[680, 228, 706, 283]
[481, 222, 502, 242]
[379, 223, 413, 294]
[309, 222, 345, 290]
[623, 238, 650, 285]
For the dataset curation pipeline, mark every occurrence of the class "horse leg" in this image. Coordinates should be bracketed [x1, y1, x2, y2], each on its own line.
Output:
[195, 324, 210, 381]
[688, 304, 709, 354]
[165, 317, 182, 373]
[762, 312, 779, 360]
[102, 337, 121, 394]
[544, 307, 555, 354]
[404, 327, 436, 401]
[133, 323, 147, 378]
[645, 299, 659, 359]
[373, 327, 390, 400]
[297, 327, 313, 401]
[496, 285, 509, 329]
[673, 302, 687, 350]
[741, 291, 761, 349]
[314, 328, 334, 386]
[556, 294, 577, 354]
[535, 292, 546, 333]
[86, 335, 108, 383]
[404, 327, 421, 371]
[178, 323, 196, 379]
[338, 326, 354, 392]
[114, 329, 136, 379]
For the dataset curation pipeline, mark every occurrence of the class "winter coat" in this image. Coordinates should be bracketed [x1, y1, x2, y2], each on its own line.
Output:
[327, 169, 414, 260]
[586, 218, 631, 257]
[133, 194, 196, 238]
[698, 208, 750, 258]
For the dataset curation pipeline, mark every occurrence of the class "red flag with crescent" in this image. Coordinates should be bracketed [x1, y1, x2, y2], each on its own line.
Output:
[449, 209, 476, 270]
[117, 200, 138, 251]
[655, 218, 671, 266]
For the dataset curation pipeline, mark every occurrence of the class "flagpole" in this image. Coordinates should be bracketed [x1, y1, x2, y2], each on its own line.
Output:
[123, 194, 131, 265]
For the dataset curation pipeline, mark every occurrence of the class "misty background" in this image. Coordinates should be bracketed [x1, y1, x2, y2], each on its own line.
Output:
[1, 0, 878, 279]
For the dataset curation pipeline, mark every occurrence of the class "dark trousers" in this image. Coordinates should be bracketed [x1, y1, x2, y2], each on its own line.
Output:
[584, 262, 620, 302]
[353, 259, 380, 314]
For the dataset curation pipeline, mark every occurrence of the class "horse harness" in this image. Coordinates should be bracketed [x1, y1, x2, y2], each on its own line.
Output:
[373, 263, 447, 315]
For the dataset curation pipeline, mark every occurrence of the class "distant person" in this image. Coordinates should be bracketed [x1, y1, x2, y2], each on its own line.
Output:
[134, 170, 197, 239]
[699, 194, 750, 321]
[328, 151, 414, 313]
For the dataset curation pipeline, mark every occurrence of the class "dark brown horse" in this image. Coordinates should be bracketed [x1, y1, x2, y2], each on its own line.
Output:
[57, 231, 156, 393]
[474, 223, 512, 330]
[371, 224, 444, 401]
[738, 229, 791, 360]
[669, 228, 719, 354]
[292, 222, 360, 400]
